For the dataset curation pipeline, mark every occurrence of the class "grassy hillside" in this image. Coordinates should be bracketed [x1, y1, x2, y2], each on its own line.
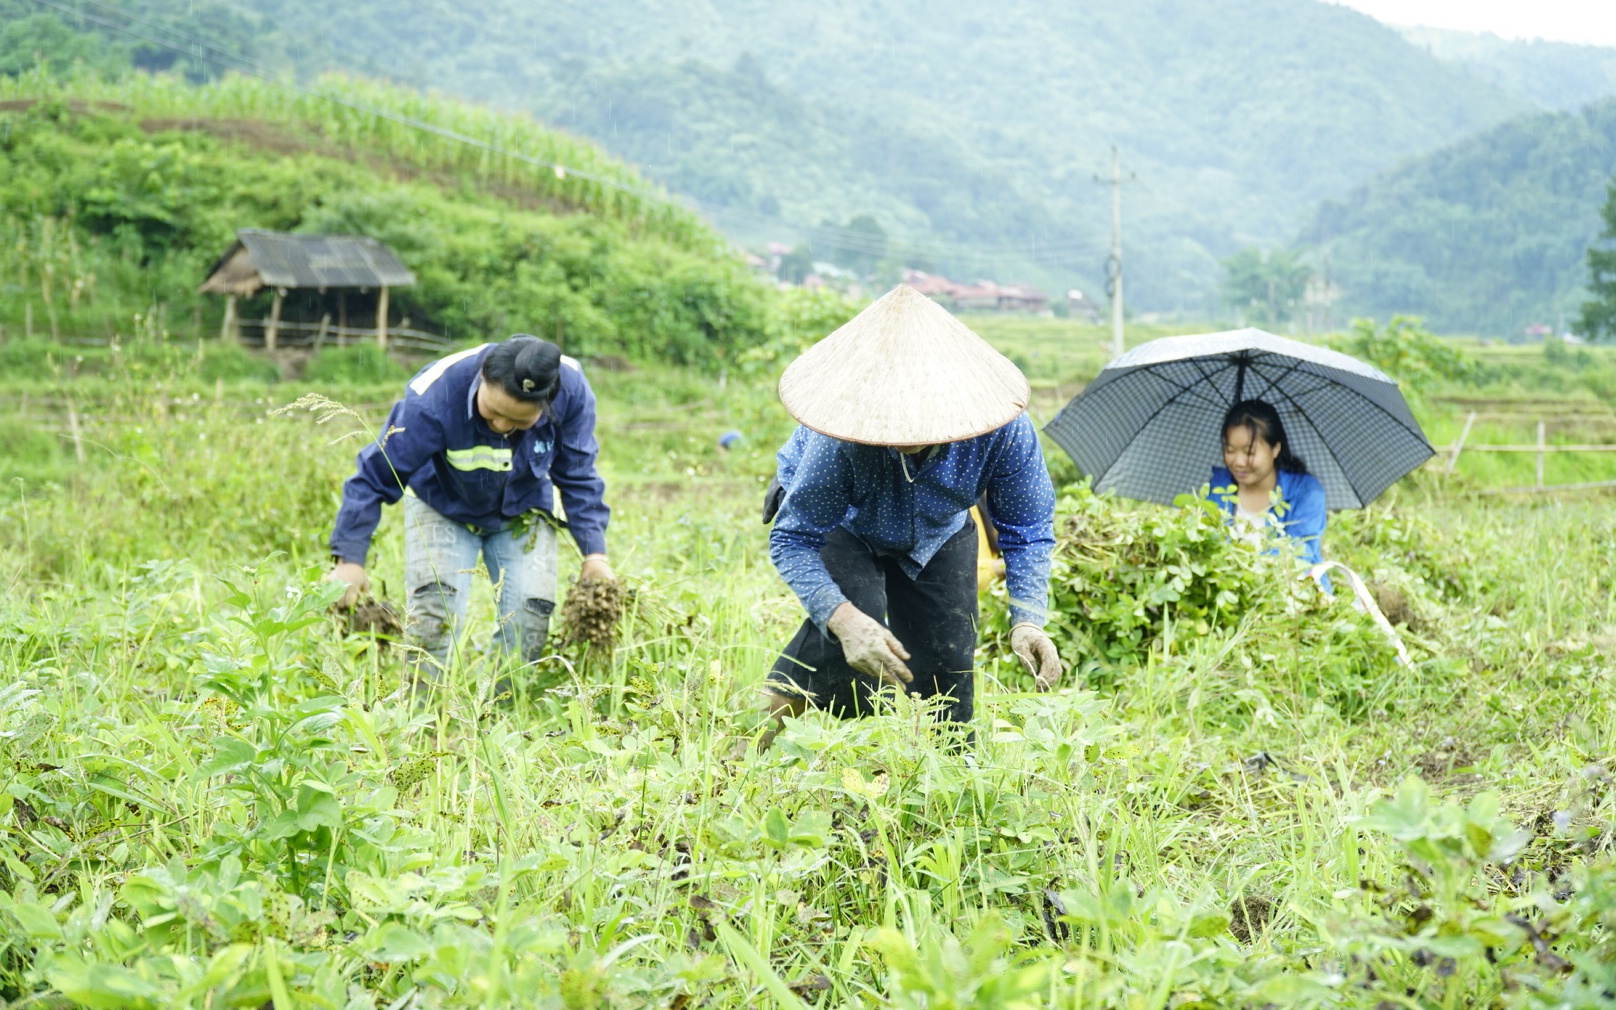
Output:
[1301, 98, 1616, 336]
[9, 0, 1538, 313]
[0, 69, 793, 365]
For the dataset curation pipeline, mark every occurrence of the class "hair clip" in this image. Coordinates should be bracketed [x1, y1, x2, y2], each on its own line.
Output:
[522, 378, 535, 391]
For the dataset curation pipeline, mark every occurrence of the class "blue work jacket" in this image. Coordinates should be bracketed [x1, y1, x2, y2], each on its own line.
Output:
[770, 414, 1056, 632]
[330, 344, 608, 565]
[1209, 464, 1327, 570]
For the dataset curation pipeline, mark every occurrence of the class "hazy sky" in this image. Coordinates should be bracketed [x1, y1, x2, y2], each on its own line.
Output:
[1333, 0, 1616, 48]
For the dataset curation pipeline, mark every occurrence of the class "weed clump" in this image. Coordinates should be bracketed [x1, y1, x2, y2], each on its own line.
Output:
[561, 577, 628, 652]
[1228, 894, 1275, 943]
[996, 483, 1317, 665]
[339, 596, 403, 642]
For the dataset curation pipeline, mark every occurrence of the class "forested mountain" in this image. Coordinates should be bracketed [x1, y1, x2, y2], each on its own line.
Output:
[1398, 26, 1616, 113]
[5, 0, 1539, 313]
[1301, 98, 1616, 336]
[246, 0, 1538, 312]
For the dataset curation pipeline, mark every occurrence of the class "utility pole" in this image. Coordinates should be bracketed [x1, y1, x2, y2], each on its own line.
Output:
[1095, 146, 1133, 360]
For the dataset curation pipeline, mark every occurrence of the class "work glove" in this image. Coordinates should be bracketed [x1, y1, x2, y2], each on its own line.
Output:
[580, 553, 616, 582]
[827, 602, 913, 689]
[1011, 623, 1063, 691]
[328, 561, 370, 609]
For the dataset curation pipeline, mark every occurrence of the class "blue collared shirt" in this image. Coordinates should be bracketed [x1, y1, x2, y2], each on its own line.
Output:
[330, 344, 608, 565]
[770, 414, 1056, 631]
[1209, 464, 1327, 574]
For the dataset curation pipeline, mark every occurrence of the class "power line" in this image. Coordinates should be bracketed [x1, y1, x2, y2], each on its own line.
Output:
[697, 201, 1102, 265]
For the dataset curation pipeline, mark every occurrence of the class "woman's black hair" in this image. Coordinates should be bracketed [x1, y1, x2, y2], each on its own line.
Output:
[1222, 399, 1308, 475]
[482, 335, 562, 404]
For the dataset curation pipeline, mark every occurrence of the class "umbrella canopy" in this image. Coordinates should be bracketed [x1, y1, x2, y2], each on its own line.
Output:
[1044, 328, 1434, 509]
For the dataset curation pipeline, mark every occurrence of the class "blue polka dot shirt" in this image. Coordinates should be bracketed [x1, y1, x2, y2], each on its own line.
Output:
[770, 413, 1057, 631]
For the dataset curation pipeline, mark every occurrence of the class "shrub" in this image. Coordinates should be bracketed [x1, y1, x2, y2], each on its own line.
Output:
[302, 344, 408, 386]
[0, 339, 69, 377]
[0, 416, 67, 484]
[1328, 316, 1477, 397]
[980, 483, 1408, 718]
[198, 343, 280, 383]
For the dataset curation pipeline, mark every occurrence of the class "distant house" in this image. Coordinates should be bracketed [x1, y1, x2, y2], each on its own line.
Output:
[1066, 289, 1102, 323]
[903, 269, 1049, 314]
[995, 284, 1050, 314]
[951, 282, 1004, 313]
[200, 229, 418, 350]
[902, 269, 962, 302]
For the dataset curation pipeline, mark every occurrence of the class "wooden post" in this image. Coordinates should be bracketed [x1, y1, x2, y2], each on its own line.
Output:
[220, 295, 239, 343]
[265, 289, 284, 351]
[1537, 420, 1546, 488]
[66, 400, 86, 465]
[376, 285, 389, 350]
[1445, 410, 1476, 475]
[314, 312, 331, 353]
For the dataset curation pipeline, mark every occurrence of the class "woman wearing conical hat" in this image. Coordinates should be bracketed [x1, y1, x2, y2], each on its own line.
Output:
[759, 285, 1063, 742]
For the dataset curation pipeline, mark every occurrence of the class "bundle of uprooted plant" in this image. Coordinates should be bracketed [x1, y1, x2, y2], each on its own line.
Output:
[338, 596, 403, 643]
[560, 576, 630, 653]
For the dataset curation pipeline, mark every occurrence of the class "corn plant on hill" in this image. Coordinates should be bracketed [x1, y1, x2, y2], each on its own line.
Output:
[0, 69, 775, 366]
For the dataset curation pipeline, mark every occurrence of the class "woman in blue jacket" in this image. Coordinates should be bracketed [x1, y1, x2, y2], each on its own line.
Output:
[327, 335, 613, 673]
[1211, 400, 1328, 582]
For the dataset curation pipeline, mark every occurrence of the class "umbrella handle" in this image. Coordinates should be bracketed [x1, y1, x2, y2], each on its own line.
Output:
[1302, 561, 1412, 667]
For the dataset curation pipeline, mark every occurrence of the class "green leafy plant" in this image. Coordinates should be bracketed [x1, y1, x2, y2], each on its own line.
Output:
[1328, 315, 1478, 397]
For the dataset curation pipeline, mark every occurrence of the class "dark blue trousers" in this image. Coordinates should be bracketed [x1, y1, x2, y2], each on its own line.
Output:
[768, 523, 979, 724]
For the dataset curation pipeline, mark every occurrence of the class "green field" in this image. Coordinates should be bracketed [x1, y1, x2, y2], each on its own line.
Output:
[0, 323, 1613, 1008]
[4, 51, 1616, 1010]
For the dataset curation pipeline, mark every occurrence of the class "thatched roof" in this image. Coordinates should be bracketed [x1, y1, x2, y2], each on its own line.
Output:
[199, 229, 416, 296]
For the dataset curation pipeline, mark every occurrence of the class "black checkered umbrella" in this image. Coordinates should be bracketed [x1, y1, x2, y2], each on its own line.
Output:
[1044, 328, 1434, 509]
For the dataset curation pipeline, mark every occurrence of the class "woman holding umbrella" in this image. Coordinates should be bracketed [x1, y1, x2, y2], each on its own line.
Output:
[1212, 399, 1329, 583]
[1045, 328, 1434, 521]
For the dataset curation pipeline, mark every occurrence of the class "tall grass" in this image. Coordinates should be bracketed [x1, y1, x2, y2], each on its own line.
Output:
[0, 363, 1612, 1006]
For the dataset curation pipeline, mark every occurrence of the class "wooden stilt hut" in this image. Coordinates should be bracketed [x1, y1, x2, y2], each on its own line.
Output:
[199, 229, 417, 350]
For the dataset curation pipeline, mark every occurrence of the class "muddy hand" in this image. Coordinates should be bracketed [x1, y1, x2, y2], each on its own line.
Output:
[328, 561, 370, 609]
[579, 553, 616, 582]
[827, 602, 913, 688]
[1011, 623, 1063, 691]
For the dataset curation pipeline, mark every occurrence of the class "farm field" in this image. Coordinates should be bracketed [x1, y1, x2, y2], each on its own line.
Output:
[0, 329, 1613, 1008]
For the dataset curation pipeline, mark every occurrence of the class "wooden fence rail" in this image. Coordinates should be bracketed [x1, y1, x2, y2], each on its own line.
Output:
[1457, 444, 1616, 452]
[233, 318, 450, 353]
[20, 326, 452, 355]
[1444, 411, 1616, 491]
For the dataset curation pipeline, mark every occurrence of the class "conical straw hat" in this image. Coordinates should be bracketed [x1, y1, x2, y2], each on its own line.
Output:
[778, 284, 1031, 445]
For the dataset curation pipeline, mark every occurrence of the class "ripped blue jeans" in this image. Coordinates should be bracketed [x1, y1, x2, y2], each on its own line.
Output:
[403, 494, 558, 670]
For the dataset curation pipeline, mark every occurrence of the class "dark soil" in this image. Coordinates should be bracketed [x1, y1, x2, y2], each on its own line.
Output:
[1229, 894, 1276, 944]
[561, 577, 628, 652]
[341, 597, 403, 640]
[1414, 736, 1484, 786]
[1371, 582, 1417, 629]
